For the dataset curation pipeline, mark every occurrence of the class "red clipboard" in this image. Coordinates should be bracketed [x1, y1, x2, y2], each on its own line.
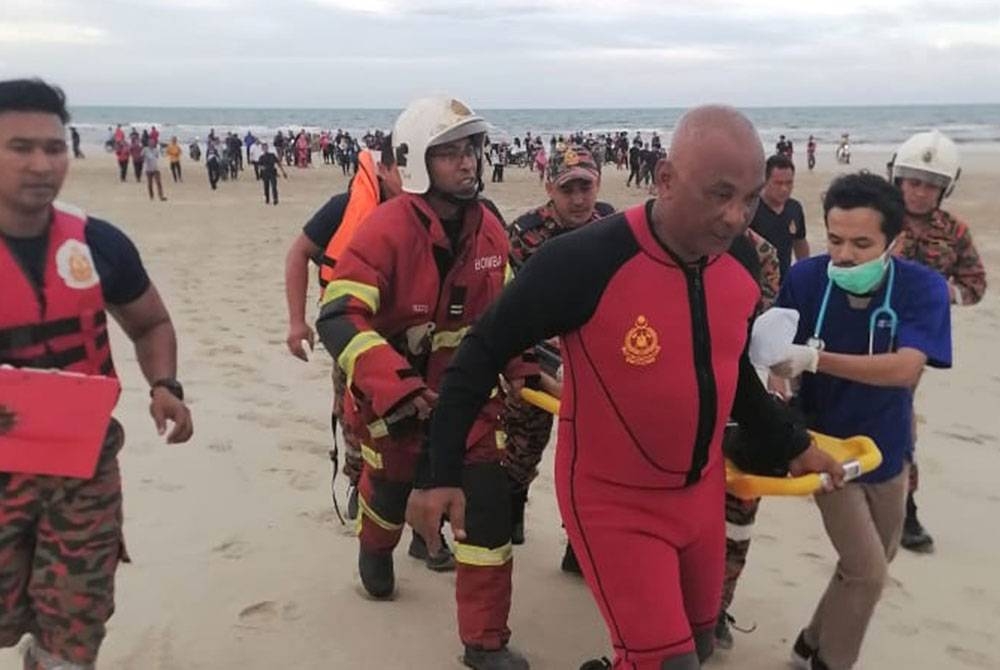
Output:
[0, 366, 121, 479]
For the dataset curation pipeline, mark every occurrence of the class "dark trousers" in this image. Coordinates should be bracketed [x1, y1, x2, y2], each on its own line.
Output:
[626, 164, 641, 187]
[118, 160, 129, 182]
[207, 160, 220, 189]
[170, 161, 182, 182]
[262, 172, 278, 203]
[132, 159, 143, 182]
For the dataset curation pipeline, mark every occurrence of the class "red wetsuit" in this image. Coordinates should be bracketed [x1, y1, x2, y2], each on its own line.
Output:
[424, 201, 809, 668]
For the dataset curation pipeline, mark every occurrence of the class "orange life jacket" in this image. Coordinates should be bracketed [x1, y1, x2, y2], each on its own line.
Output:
[0, 203, 116, 377]
[319, 150, 381, 288]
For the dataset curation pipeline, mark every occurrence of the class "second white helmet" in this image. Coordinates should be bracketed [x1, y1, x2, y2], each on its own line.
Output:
[392, 96, 489, 194]
[888, 129, 961, 198]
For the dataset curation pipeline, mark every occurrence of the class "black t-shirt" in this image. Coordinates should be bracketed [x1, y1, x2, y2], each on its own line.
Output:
[258, 153, 280, 175]
[302, 192, 351, 255]
[749, 197, 806, 280]
[2, 217, 150, 306]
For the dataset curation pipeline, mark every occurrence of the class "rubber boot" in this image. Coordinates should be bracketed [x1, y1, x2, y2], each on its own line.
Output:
[578, 658, 611, 670]
[714, 611, 734, 650]
[462, 645, 530, 670]
[790, 630, 816, 670]
[358, 548, 395, 599]
[510, 488, 527, 546]
[346, 485, 359, 521]
[900, 491, 934, 553]
[560, 541, 582, 575]
[407, 529, 456, 572]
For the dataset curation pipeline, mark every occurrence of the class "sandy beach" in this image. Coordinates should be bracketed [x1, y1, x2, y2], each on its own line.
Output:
[3, 144, 998, 670]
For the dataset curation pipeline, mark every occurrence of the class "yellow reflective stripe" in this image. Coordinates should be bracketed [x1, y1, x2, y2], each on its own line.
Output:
[358, 495, 402, 532]
[361, 443, 383, 469]
[367, 418, 389, 440]
[504, 262, 515, 285]
[431, 326, 471, 352]
[454, 542, 513, 567]
[321, 279, 380, 312]
[496, 430, 507, 451]
[337, 330, 390, 383]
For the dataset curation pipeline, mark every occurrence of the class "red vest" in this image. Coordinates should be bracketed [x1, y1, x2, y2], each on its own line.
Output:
[0, 203, 116, 377]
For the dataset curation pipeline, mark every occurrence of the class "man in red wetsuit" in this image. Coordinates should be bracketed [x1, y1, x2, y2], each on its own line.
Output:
[408, 106, 844, 670]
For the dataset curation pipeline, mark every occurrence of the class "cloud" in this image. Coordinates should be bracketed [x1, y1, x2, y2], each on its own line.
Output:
[0, 21, 106, 45]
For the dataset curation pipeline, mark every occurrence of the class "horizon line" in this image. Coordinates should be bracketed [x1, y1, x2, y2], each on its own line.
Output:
[70, 102, 1000, 111]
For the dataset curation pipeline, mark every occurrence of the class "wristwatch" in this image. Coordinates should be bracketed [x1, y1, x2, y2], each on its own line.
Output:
[150, 378, 184, 401]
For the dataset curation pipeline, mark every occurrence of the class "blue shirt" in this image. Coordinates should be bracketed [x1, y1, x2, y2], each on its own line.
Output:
[777, 255, 952, 483]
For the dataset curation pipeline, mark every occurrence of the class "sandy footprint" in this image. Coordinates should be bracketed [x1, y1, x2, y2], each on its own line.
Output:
[946, 645, 996, 668]
[212, 537, 251, 560]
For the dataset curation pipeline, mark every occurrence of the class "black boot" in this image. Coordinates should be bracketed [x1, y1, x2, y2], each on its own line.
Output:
[714, 611, 734, 650]
[358, 549, 394, 599]
[462, 645, 530, 670]
[346, 485, 359, 521]
[407, 529, 456, 572]
[901, 492, 934, 553]
[579, 658, 611, 670]
[511, 488, 527, 545]
[561, 541, 582, 575]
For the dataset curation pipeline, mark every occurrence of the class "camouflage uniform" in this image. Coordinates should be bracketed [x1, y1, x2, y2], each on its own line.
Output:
[503, 198, 615, 491]
[894, 208, 986, 499]
[720, 229, 781, 615]
[0, 420, 127, 668]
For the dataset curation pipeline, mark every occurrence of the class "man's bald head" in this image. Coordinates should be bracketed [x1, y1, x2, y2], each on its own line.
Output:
[668, 105, 763, 169]
[651, 105, 766, 262]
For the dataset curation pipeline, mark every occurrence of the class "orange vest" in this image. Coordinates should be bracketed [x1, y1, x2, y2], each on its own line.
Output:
[0, 203, 116, 377]
[319, 150, 381, 288]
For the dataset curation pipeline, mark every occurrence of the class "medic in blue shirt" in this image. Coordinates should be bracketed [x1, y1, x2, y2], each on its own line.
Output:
[769, 172, 952, 670]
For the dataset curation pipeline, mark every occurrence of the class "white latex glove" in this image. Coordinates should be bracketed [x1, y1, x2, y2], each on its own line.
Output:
[769, 344, 819, 379]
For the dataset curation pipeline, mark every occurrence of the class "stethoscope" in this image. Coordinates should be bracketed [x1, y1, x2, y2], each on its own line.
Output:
[806, 259, 898, 355]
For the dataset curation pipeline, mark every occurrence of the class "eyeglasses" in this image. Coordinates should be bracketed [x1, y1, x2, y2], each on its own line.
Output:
[427, 142, 482, 163]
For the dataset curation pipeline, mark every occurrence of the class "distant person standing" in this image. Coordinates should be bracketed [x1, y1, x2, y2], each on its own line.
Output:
[750, 154, 809, 280]
[142, 138, 167, 201]
[129, 136, 144, 182]
[249, 138, 263, 180]
[115, 141, 130, 182]
[165, 136, 183, 182]
[70, 126, 84, 158]
[205, 140, 222, 190]
[149, 125, 160, 146]
[807, 135, 817, 170]
[626, 141, 642, 187]
[258, 142, 287, 205]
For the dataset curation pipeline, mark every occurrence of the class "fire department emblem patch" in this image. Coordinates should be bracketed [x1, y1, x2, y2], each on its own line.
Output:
[622, 315, 661, 366]
[55, 239, 99, 290]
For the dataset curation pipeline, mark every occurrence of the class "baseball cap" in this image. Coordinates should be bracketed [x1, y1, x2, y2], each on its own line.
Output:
[547, 144, 599, 186]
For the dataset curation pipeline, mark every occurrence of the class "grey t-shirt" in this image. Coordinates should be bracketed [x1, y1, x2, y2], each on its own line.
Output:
[142, 146, 160, 173]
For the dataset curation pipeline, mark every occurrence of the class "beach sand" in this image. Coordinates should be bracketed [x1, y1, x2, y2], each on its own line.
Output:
[2, 145, 998, 669]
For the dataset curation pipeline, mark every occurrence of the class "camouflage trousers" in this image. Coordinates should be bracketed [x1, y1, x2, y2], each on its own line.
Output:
[721, 492, 761, 613]
[0, 420, 126, 666]
[499, 394, 554, 492]
[332, 365, 363, 485]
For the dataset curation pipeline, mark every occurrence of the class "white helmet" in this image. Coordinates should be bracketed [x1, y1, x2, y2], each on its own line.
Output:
[392, 96, 489, 194]
[887, 129, 961, 198]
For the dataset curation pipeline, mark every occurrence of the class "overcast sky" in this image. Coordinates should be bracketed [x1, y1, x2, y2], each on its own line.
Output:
[1, 0, 998, 108]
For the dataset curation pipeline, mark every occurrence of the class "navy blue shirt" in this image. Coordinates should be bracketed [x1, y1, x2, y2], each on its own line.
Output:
[750, 197, 806, 281]
[777, 255, 952, 483]
[2, 217, 150, 306]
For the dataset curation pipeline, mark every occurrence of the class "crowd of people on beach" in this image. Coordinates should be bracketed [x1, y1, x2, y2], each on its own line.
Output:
[2, 77, 989, 670]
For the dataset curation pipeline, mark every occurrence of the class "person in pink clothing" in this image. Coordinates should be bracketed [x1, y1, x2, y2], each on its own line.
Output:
[533, 146, 547, 184]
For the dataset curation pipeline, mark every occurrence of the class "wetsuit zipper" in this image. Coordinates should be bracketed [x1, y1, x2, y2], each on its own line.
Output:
[685, 264, 718, 485]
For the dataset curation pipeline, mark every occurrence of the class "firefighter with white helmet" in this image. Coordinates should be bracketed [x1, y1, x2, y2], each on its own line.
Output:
[316, 96, 535, 669]
[887, 129, 986, 553]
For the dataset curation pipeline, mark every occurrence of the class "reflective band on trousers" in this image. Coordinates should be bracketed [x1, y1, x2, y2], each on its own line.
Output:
[337, 330, 389, 384]
[430, 326, 470, 352]
[726, 521, 754, 542]
[321, 279, 380, 312]
[454, 541, 513, 567]
[357, 494, 403, 532]
[361, 444, 383, 469]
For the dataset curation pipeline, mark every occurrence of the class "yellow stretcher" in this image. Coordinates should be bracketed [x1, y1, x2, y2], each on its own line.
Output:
[518, 388, 882, 499]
